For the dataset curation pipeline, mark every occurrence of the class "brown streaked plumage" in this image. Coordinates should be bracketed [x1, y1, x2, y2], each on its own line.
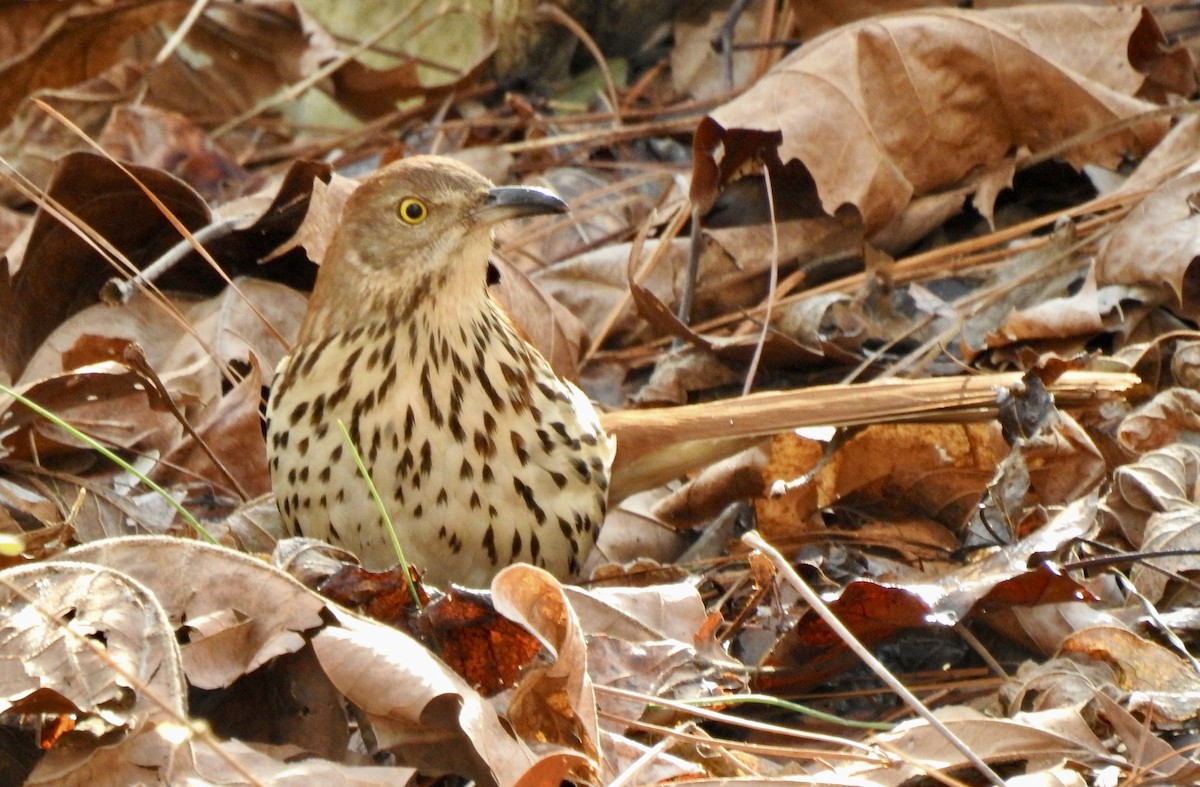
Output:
[266, 156, 613, 587]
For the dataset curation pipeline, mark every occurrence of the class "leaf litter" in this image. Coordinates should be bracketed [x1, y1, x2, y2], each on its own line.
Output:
[1, 1, 1200, 784]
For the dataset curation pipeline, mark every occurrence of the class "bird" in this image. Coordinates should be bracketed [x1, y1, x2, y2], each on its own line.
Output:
[263, 157, 1142, 590]
[266, 155, 614, 588]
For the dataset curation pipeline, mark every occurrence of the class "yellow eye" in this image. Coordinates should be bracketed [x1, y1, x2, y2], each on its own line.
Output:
[397, 197, 427, 225]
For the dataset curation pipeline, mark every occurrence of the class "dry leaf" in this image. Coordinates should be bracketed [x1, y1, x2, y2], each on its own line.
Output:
[700, 6, 1173, 231]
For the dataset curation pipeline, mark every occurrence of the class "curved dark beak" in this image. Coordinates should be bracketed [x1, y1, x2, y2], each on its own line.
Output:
[476, 186, 567, 225]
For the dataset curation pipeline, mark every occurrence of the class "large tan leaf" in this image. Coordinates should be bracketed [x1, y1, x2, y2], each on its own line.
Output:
[313, 610, 559, 786]
[493, 566, 601, 773]
[0, 560, 186, 783]
[56, 537, 326, 690]
[699, 6, 1174, 231]
[807, 706, 1110, 786]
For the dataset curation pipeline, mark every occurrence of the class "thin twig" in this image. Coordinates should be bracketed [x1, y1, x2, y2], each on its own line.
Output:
[608, 721, 698, 787]
[743, 531, 1007, 787]
[601, 188, 1145, 362]
[102, 218, 241, 304]
[596, 684, 887, 755]
[742, 162, 779, 395]
[537, 3, 622, 125]
[33, 100, 290, 350]
[675, 204, 704, 334]
[712, 0, 753, 91]
[155, 0, 215, 65]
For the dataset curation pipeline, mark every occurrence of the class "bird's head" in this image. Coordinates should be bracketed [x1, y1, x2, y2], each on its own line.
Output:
[304, 155, 566, 332]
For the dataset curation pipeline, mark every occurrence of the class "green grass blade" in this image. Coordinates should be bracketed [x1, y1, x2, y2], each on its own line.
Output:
[0, 383, 216, 543]
[338, 419, 423, 612]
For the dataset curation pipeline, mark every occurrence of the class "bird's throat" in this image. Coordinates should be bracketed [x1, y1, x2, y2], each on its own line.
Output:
[300, 259, 494, 346]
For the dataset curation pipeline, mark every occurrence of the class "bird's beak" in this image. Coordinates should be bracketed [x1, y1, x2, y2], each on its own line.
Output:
[475, 186, 568, 225]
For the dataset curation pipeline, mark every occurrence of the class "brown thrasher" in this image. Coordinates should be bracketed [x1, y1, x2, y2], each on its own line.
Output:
[266, 156, 613, 588]
[265, 156, 1140, 589]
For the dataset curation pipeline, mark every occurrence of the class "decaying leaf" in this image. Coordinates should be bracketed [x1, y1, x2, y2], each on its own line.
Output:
[698, 6, 1176, 233]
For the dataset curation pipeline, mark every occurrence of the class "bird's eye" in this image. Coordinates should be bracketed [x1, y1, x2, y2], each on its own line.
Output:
[397, 197, 427, 225]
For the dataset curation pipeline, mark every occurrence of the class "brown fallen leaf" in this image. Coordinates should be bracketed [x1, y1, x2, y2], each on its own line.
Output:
[697, 6, 1175, 232]
[0, 2, 189, 128]
[756, 421, 1007, 544]
[562, 579, 740, 738]
[998, 654, 1116, 715]
[0, 62, 145, 207]
[55, 537, 326, 690]
[1102, 442, 1200, 548]
[0, 360, 178, 464]
[0, 560, 186, 784]
[420, 586, 543, 697]
[1096, 169, 1200, 320]
[764, 495, 1097, 690]
[1060, 625, 1200, 727]
[806, 706, 1110, 786]
[97, 104, 246, 199]
[493, 565, 601, 778]
[1094, 692, 1200, 781]
[316, 562, 430, 629]
[150, 359, 270, 500]
[0, 152, 210, 380]
[313, 610, 555, 786]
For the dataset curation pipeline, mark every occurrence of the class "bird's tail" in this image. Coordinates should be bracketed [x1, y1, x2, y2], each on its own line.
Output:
[600, 370, 1138, 502]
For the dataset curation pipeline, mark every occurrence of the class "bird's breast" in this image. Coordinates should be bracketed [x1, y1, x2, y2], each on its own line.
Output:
[266, 308, 613, 586]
